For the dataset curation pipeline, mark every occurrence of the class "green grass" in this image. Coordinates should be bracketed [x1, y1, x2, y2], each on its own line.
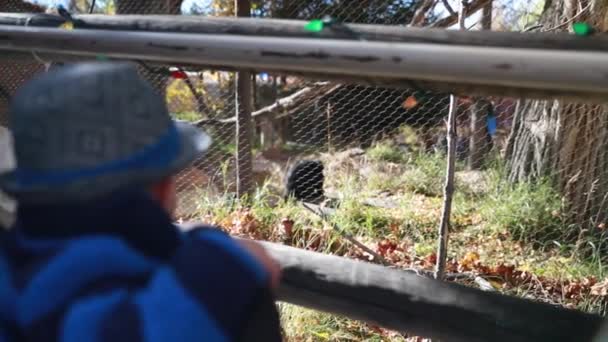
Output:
[366, 141, 407, 164]
[331, 197, 395, 238]
[401, 153, 447, 197]
[187, 145, 608, 340]
[280, 303, 406, 341]
[479, 176, 567, 243]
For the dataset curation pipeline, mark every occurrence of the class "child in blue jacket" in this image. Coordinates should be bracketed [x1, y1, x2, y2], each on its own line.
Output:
[0, 62, 282, 341]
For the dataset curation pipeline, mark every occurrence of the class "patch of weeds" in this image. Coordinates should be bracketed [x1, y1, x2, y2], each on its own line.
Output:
[246, 184, 286, 224]
[578, 296, 608, 316]
[397, 125, 420, 147]
[414, 242, 436, 257]
[390, 195, 441, 244]
[332, 197, 395, 239]
[216, 142, 236, 156]
[366, 141, 407, 164]
[528, 254, 602, 281]
[451, 192, 482, 230]
[536, 237, 608, 283]
[480, 178, 567, 243]
[366, 172, 404, 192]
[192, 190, 237, 223]
[401, 153, 446, 197]
[279, 304, 403, 341]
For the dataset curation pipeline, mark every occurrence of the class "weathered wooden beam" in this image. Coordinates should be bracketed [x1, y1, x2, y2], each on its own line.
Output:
[245, 239, 603, 342]
[0, 25, 607, 104]
[1, 12, 608, 52]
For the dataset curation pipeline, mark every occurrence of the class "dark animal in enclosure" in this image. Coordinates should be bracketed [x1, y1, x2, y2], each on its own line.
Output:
[284, 160, 325, 204]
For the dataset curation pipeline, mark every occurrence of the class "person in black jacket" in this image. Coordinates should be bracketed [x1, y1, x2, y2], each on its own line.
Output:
[0, 62, 282, 341]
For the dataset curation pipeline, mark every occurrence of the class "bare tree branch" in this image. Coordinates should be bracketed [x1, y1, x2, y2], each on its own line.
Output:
[458, 0, 467, 29]
[436, 0, 466, 281]
[432, 0, 491, 28]
[440, 0, 457, 16]
[194, 82, 338, 127]
[435, 95, 457, 280]
[410, 0, 437, 26]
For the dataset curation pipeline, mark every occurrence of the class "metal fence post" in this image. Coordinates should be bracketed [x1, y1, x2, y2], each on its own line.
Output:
[235, 0, 253, 198]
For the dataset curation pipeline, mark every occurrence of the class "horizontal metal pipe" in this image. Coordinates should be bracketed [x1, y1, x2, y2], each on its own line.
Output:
[0, 25, 607, 102]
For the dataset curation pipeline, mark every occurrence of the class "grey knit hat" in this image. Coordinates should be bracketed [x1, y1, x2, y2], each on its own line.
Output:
[0, 62, 211, 204]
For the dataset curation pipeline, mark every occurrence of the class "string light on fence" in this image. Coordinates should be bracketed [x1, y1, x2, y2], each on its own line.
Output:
[572, 22, 594, 36]
[402, 95, 419, 109]
[303, 16, 364, 41]
[304, 19, 326, 32]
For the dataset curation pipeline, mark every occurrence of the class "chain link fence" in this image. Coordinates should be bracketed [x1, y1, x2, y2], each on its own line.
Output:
[2, 0, 608, 320]
[1, 1, 605, 230]
[0, 0, 602, 226]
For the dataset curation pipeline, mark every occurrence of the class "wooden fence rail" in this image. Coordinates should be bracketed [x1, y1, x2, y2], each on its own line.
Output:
[0, 17, 607, 102]
[253, 239, 603, 342]
[1, 13, 608, 52]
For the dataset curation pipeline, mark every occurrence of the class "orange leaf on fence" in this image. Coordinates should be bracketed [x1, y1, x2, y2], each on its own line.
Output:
[402, 96, 419, 109]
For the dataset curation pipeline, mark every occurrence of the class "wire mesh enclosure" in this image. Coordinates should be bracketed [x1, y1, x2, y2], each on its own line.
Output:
[2, 0, 608, 333]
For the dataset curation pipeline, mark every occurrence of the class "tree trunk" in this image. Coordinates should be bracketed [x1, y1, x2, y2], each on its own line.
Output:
[506, 0, 608, 229]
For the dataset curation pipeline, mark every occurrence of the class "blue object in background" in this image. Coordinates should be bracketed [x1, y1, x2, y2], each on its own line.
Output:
[487, 115, 497, 136]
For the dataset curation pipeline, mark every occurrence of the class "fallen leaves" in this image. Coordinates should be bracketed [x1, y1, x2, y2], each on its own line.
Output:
[377, 239, 399, 257]
[231, 210, 259, 236]
[201, 209, 608, 311]
[280, 217, 295, 239]
[424, 253, 437, 266]
[364, 235, 608, 307]
[210, 209, 269, 240]
[590, 279, 608, 296]
[460, 251, 480, 269]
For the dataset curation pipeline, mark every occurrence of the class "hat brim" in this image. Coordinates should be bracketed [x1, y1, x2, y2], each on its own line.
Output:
[0, 120, 212, 204]
[170, 120, 212, 172]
